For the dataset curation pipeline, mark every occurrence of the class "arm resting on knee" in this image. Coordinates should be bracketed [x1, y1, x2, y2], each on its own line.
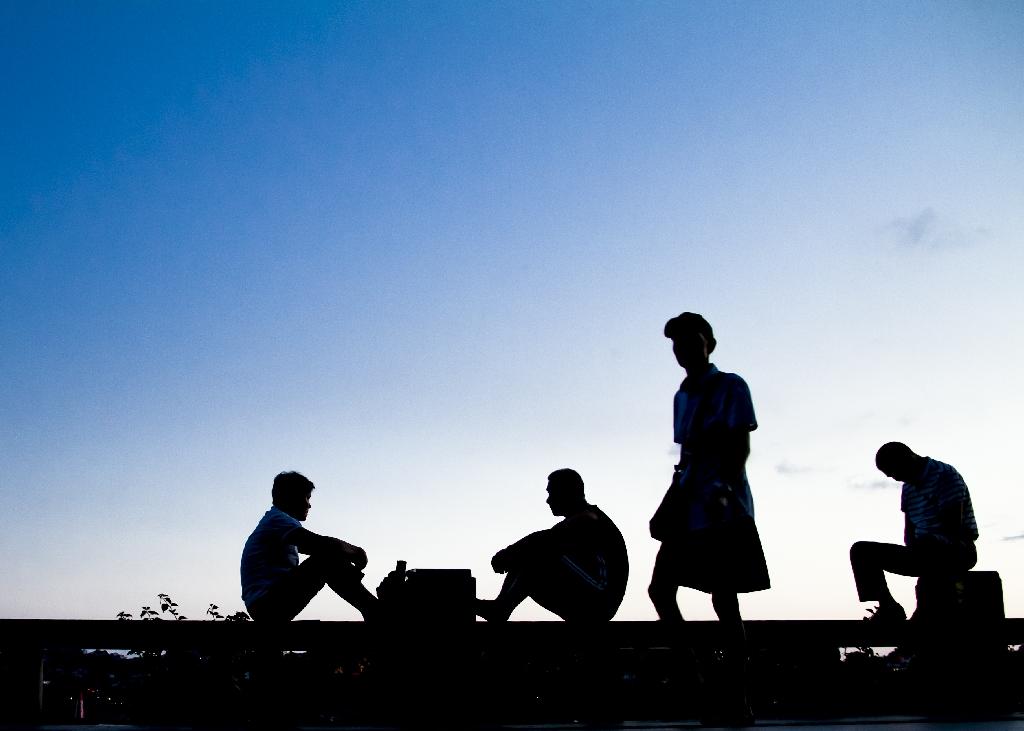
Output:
[292, 527, 367, 570]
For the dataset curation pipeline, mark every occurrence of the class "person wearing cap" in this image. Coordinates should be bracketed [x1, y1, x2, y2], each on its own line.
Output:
[648, 312, 769, 726]
[850, 442, 979, 622]
[476, 468, 629, 622]
[240, 471, 381, 621]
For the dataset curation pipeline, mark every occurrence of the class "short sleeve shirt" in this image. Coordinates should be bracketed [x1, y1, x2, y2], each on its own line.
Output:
[901, 458, 979, 542]
[240, 506, 303, 606]
[673, 364, 758, 532]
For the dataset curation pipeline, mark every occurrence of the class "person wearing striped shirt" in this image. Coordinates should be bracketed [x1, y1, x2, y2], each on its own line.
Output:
[850, 442, 979, 622]
[476, 468, 628, 622]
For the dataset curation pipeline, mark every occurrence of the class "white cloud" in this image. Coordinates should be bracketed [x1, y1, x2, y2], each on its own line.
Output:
[882, 208, 989, 249]
[891, 208, 938, 246]
[776, 460, 820, 476]
[849, 478, 898, 490]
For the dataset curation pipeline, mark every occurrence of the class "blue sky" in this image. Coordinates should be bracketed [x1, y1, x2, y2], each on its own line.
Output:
[2, 1, 1022, 621]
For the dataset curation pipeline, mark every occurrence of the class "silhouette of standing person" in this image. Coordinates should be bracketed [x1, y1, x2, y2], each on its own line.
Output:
[648, 312, 769, 726]
[241, 471, 380, 621]
[476, 468, 628, 622]
[850, 442, 979, 622]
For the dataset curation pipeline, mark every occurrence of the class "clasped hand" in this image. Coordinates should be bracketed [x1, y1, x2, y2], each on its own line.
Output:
[491, 548, 511, 574]
[330, 537, 368, 570]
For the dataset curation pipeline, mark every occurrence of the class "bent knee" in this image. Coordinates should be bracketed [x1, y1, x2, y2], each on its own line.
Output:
[648, 578, 672, 603]
[850, 541, 872, 561]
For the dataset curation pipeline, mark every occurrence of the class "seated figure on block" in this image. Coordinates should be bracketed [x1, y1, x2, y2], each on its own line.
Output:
[241, 471, 380, 621]
[476, 468, 628, 622]
[850, 442, 979, 622]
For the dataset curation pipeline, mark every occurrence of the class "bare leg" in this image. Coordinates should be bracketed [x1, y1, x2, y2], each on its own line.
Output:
[649, 563, 684, 622]
[325, 566, 380, 621]
[710, 590, 752, 723]
[648, 566, 705, 708]
[476, 571, 530, 622]
[711, 590, 744, 643]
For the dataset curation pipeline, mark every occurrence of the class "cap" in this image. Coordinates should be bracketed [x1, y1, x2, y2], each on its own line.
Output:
[664, 312, 714, 344]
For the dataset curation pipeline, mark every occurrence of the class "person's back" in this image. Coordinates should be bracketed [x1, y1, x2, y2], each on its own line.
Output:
[241, 505, 303, 609]
[553, 504, 628, 618]
[902, 457, 978, 546]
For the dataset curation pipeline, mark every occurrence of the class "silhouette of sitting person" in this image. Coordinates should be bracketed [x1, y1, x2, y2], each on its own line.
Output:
[476, 468, 628, 622]
[241, 471, 380, 621]
[851, 442, 979, 622]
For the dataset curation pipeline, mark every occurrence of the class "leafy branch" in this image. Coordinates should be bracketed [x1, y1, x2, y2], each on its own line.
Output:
[116, 593, 249, 622]
[206, 603, 250, 622]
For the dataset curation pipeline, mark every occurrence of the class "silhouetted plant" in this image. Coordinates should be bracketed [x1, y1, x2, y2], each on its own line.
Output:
[112, 594, 247, 712]
[206, 603, 250, 622]
[115, 593, 248, 622]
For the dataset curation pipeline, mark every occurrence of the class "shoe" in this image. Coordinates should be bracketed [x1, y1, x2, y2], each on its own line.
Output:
[864, 602, 907, 623]
[474, 598, 511, 622]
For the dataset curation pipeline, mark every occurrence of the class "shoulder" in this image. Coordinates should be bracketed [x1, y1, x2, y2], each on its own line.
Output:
[928, 459, 967, 488]
[700, 369, 750, 398]
[713, 371, 750, 391]
[265, 507, 302, 529]
[708, 370, 756, 430]
[710, 370, 754, 406]
[590, 506, 625, 537]
[923, 458, 961, 480]
[561, 506, 611, 531]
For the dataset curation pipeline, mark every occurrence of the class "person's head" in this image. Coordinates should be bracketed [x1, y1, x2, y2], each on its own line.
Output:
[272, 471, 314, 521]
[664, 312, 716, 371]
[546, 468, 587, 516]
[875, 442, 922, 482]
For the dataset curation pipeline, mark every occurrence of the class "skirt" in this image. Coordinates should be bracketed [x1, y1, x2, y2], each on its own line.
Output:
[653, 516, 770, 594]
